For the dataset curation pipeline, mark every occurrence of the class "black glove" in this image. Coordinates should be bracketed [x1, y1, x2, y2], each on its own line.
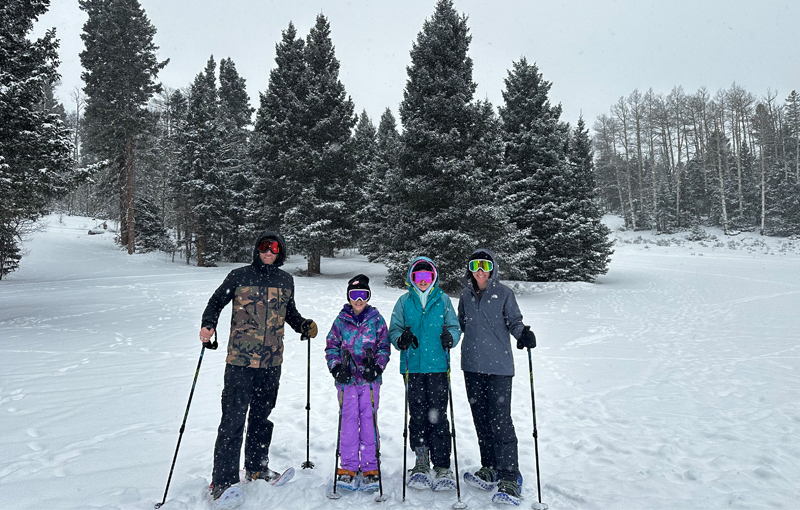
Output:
[331, 363, 351, 384]
[397, 328, 418, 350]
[301, 319, 318, 339]
[517, 325, 537, 350]
[362, 356, 382, 382]
[440, 327, 454, 350]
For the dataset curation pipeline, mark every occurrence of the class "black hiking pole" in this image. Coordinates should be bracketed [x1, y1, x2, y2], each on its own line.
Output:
[527, 346, 548, 510]
[365, 348, 387, 502]
[301, 327, 314, 470]
[326, 383, 345, 499]
[444, 343, 467, 510]
[365, 349, 386, 502]
[402, 338, 411, 502]
[154, 332, 218, 509]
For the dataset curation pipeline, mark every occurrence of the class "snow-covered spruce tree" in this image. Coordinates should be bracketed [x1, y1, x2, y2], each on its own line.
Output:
[566, 117, 613, 280]
[351, 111, 378, 255]
[218, 57, 255, 262]
[79, 0, 166, 254]
[281, 14, 357, 275]
[179, 57, 225, 266]
[386, 0, 508, 292]
[359, 108, 401, 262]
[0, 224, 22, 279]
[251, 22, 308, 235]
[500, 57, 595, 281]
[134, 195, 172, 253]
[1, 0, 73, 279]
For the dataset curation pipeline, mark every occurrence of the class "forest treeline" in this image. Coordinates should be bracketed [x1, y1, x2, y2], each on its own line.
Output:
[8, 0, 797, 288]
[3, 0, 612, 289]
[594, 86, 800, 235]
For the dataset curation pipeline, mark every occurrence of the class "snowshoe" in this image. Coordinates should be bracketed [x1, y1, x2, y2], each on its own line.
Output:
[464, 466, 499, 491]
[209, 483, 244, 510]
[407, 446, 432, 490]
[430, 466, 457, 492]
[491, 478, 523, 506]
[406, 466, 432, 490]
[359, 470, 380, 492]
[336, 468, 360, 491]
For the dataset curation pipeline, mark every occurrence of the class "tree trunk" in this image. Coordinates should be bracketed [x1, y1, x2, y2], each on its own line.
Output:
[760, 143, 766, 230]
[125, 137, 135, 254]
[307, 250, 321, 275]
[716, 127, 729, 234]
[196, 237, 205, 267]
[119, 159, 127, 247]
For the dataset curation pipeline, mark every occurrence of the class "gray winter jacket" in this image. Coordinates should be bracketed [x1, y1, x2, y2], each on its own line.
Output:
[458, 248, 526, 376]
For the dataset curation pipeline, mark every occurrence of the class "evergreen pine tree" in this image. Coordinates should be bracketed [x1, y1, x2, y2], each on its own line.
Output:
[281, 14, 357, 275]
[218, 57, 255, 261]
[1, 0, 73, 278]
[251, 22, 308, 233]
[180, 56, 225, 266]
[387, 0, 506, 292]
[499, 57, 584, 281]
[79, 0, 167, 253]
[359, 108, 400, 261]
[567, 117, 613, 280]
[134, 195, 172, 253]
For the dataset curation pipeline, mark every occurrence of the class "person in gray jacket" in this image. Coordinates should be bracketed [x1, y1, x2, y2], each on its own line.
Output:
[457, 248, 537, 506]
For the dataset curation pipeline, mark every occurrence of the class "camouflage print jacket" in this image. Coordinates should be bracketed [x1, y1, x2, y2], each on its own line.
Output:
[201, 230, 306, 368]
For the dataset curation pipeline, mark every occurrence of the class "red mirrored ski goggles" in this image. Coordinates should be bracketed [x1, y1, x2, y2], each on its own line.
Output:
[258, 239, 280, 254]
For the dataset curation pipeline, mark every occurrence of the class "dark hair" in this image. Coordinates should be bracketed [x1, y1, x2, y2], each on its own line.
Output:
[413, 260, 434, 272]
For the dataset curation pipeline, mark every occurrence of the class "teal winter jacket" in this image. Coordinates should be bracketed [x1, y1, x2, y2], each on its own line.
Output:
[388, 256, 461, 374]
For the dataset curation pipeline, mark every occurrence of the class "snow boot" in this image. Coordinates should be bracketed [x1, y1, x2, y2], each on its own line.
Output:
[406, 446, 432, 490]
[464, 466, 499, 491]
[336, 468, 360, 491]
[491, 475, 524, 506]
[210, 483, 244, 510]
[431, 466, 457, 491]
[359, 470, 380, 492]
[245, 466, 294, 486]
[246, 468, 281, 483]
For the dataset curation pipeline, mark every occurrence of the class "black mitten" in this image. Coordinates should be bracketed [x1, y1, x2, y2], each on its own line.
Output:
[331, 363, 351, 384]
[517, 325, 537, 350]
[397, 328, 418, 350]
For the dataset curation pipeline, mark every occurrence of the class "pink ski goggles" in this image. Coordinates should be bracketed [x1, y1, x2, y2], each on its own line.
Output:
[411, 270, 435, 285]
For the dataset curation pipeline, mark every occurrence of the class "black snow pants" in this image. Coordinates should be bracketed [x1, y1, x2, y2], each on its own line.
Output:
[407, 372, 451, 468]
[464, 371, 520, 481]
[212, 364, 281, 488]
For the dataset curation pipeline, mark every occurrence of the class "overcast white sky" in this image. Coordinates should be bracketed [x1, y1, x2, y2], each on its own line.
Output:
[33, 0, 800, 130]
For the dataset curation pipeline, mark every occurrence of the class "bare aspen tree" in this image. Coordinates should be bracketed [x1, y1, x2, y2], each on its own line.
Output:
[645, 89, 660, 228]
[628, 90, 647, 226]
[613, 97, 637, 229]
[726, 83, 752, 217]
[669, 87, 687, 228]
[786, 91, 800, 181]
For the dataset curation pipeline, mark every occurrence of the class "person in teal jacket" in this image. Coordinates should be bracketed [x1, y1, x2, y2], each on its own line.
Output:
[388, 256, 461, 492]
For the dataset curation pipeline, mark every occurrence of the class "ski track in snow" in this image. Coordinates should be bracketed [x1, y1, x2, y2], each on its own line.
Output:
[0, 216, 799, 509]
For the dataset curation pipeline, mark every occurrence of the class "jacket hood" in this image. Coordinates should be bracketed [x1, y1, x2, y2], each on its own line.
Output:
[461, 248, 499, 289]
[252, 228, 287, 267]
[406, 256, 439, 290]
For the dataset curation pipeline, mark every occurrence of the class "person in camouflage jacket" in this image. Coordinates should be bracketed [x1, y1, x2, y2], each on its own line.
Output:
[199, 228, 318, 501]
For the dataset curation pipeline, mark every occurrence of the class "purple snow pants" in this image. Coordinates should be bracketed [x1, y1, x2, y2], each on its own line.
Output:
[338, 383, 380, 472]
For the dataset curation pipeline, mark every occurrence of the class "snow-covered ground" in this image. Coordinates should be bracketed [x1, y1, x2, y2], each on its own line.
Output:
[1, 215, 799, 510]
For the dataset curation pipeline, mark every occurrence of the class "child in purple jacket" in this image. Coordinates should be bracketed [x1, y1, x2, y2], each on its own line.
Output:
[325, 274, 391, 492]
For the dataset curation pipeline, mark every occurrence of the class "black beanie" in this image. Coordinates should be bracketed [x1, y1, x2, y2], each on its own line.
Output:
[347, 274, 370, 295]
[469, 250, 493, 263]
